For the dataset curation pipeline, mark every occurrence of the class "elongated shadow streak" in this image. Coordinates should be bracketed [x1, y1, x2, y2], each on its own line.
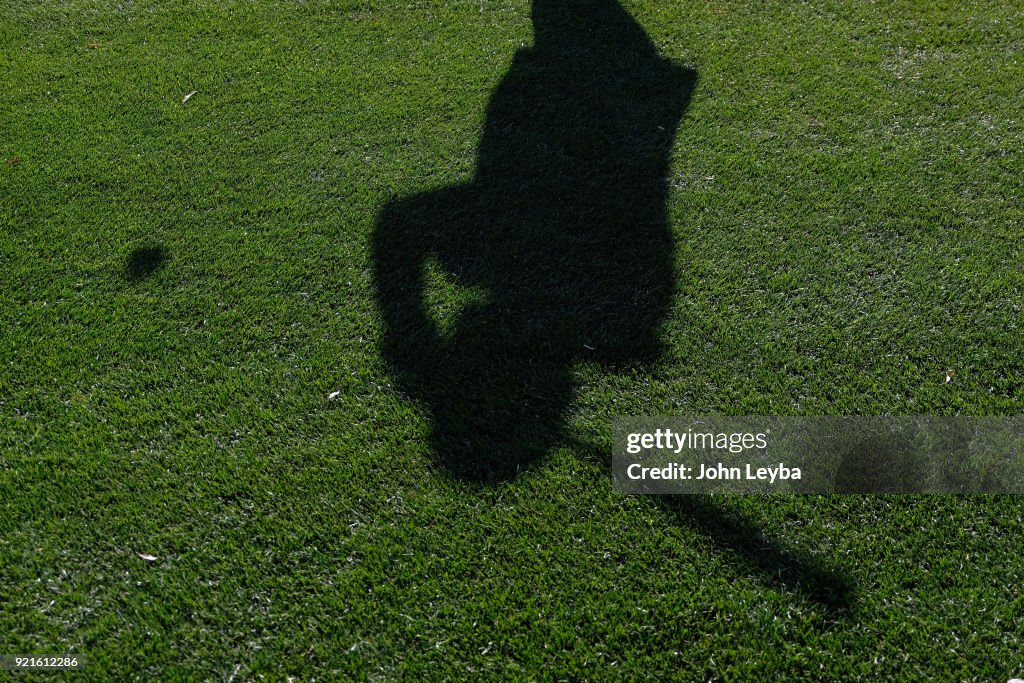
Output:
[658, 497, 855, 611]
[571, 438, 855, 612]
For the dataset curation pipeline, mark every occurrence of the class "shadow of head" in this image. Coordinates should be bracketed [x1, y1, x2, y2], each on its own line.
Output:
[373, 0, 696, 482]
[126, 245, 167, 281]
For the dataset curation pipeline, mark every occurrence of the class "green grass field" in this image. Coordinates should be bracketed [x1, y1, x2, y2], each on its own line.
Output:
[2, 0, 1023, 679]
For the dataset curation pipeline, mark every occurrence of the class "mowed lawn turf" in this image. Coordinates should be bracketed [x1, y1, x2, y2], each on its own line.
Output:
[1, 0, 1023, 679]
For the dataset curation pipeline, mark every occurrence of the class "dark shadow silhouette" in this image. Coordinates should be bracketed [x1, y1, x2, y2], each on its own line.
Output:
[373, 0, 857, 612]
[126, 245, 166, 281]
[373, 0, 695, 481]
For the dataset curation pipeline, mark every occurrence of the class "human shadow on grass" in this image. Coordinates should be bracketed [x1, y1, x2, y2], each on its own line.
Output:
[373, 0, 855, 611]
[374, 0, 693, 480]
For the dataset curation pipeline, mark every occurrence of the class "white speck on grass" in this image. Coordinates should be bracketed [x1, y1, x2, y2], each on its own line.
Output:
[182, 90, 197, 103]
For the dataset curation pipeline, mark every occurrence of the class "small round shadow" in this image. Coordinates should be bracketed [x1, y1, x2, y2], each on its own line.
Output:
[126, 245, 166, 281]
